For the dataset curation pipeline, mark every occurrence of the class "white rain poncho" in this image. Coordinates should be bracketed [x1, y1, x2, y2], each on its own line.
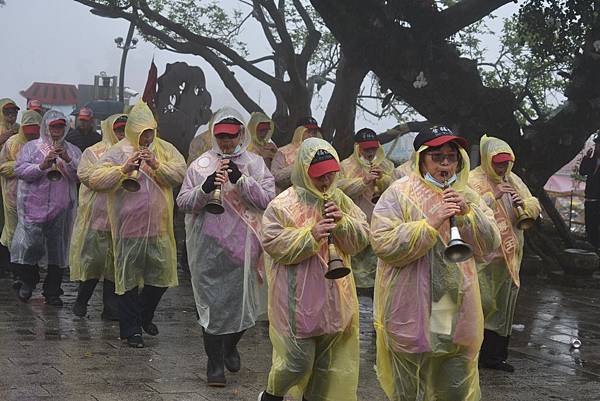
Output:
[11, 110, 82, 268]
[371, 142, 500, 401]
[69, 114, 126, 282]
[262, 137, 369, 401]
[338, 142, 394, 288]
[468, 135, 541, 336]
[176, 107, 275, 335]
[88, 101, 186, 295]
[271, 125, 322, 193]
[0, 110, 42, 248]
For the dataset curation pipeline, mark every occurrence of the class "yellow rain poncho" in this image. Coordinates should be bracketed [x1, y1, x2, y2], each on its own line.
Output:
[468, 135, 540, 336]
[271, 126, 322, 192]
[0, 110, 42, 247]
[247, 112, 278, 168]
[338, 142, 394, 288]
[69, 114, 126, 283]
[393, 155, 415, 180]
[89, 102, 186, 295]
[262, 137, 369, 401]
[0, 98, 20, 137]
[187, 129, 211, 165]
[371, 143, 500, 401]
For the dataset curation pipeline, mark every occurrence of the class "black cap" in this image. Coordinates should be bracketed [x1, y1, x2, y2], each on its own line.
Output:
[296, 116, 319, 129]
[413, 125, 469, 151]
[354, 128, 377, 143]
[310, 148, 335, 164]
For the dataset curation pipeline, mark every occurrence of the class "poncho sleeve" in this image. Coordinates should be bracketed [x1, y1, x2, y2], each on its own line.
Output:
[153, 142, 186, 188]
[331, 192, 370, 256]
[14, 143, 44, 183]
[236, 160, 276, 210]
[271, 150, 292, 189]
[176, 165, 212, 214]
[0, 141, 15, 178]
[455, 188, 501, 260]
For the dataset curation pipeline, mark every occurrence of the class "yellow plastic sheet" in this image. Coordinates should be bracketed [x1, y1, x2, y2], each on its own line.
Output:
[468, 135, 541, 335]
[371, 144, 500, 401]
[262, 137, 369, 401]
[69, 114, 126, 282]
[338, 142, 394, 288]
[88, 102, 186, 295]
[247, 112, 278, 168]
[0, 98, 19, 136]
[0, 110, 42, 247]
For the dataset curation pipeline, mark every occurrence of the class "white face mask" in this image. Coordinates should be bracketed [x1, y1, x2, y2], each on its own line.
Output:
[424, 172, 456, 188]
[221, 143, 242, 156]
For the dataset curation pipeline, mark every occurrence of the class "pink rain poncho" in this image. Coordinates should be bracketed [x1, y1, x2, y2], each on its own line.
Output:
[271, 125, 322, 193]
[338, 142, 394, 288]
[69, 114, 126, 283]
[88, 101, 186, 295]
[11, 110, 82, 268]
[468, 135, 541, 336]
[262, 137, 369, 401]
[371, 143, 500, 401]
[0, 110, 42, 248]
[177, 107, 275, 335]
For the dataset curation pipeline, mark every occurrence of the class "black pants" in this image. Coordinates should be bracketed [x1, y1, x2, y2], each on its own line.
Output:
[584, 201, 600, 248]
[76, 279, 119, 313]
[480, 329, 510, 365]
[118, 285, 167, 338]
[17, 264, 63, 297]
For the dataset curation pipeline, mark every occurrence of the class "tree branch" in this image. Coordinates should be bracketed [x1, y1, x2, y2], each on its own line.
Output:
[292, 0, 321, 70]
[251, 0, 281, 51]
[436, 0, 514, 38]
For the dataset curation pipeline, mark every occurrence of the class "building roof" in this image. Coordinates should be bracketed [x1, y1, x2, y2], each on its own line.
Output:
[20, 82, 79, 105]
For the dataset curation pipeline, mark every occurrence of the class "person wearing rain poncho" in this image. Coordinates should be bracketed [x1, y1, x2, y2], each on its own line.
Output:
[11, 110, 82, 305]
[70, 114, 128, 321]
[187, 128, 212, 165]
[177, 107, 275, 387]
[0, 110, 42, 286]
[270, 117, 321, 193]
[468, 135, 540, 373]
[338, 128, 394, 294]
[370, 126, 500, 401]
[247, 112, 278, 168]
[89, 101, 186, 348]
[258, 138, 369, 401]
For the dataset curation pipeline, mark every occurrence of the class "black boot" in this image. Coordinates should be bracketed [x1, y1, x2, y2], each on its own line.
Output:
[258, 391, 284, 401]
[73, 279, 99, 317]
[42, 265, 64, 306]
[224, 330, 245, 372]
[202, 328, 226, 387]
[101, 280, 120, 321]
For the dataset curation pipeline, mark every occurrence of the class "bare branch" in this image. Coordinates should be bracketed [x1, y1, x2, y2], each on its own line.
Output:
[251, 1, 280, 51]
[437, 0, 514, 38]
[292, 0, 321, 68]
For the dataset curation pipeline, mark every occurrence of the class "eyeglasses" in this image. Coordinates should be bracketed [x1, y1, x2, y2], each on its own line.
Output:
[215, 133, 240, 140]
[2, 109, 17, 116]
[426, 152, 458, 163]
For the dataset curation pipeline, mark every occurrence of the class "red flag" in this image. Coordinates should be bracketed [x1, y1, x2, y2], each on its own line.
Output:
[142, 57, 157, 113]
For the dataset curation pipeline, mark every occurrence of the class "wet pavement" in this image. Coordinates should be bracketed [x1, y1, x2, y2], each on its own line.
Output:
[1, 270, 600, 401]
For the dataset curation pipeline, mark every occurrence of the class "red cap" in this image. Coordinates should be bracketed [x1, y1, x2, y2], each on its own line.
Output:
[48, 118, 67, 127]
[423, 135, 468, 150]
[358, 140, 380, 150]
[113, 121, 127, 129]
[257, 122, 271, 130]
[492, 152, 514, 163]
[308, 158, 340, 178]
[214, 122, 241, 136]
[22, 125, 40, 135]
[303, 123, 319, 130]
[78, 107, 93, 121]
[27, 99, 42, 111]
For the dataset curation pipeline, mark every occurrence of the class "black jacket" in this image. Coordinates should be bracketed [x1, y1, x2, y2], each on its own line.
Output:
[579, 155, 600, 200]
[65, 128, 101, 153]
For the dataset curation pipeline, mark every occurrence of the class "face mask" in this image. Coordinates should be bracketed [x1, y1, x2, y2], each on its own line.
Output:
[424, 172, 456, 188]
[221, 143, 242, 156]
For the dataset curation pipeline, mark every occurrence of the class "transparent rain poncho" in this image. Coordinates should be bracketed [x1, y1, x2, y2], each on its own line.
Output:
[11, 110, 82, 268]
[177, 107, 275, 334]
[0, 110, 42, 247]
[69, 114, 126, 283]
[338, 142, 394, 288]
[271, 125, 322, 193]
[393, 154, 415, 180]
[247, 112, 277, 164]
[371, 144, 500, 401]
[262, 137, 369, 401]
[88, 102, 186, 295]
[468, 135, 540, 336]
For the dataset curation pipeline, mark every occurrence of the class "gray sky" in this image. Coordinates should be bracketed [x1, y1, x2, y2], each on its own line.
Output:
[0, 0, 517, 133]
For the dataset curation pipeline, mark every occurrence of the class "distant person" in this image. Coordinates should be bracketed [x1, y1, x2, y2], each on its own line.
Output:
[271, 116, 321, 193]
[247, 112, 278, 168]
[0, 98, 20, 147]
[27, 99, 45, 116]
[187, 128, 212, 165]
[579, 135, 600, 248]
[65, 107, 101, 152]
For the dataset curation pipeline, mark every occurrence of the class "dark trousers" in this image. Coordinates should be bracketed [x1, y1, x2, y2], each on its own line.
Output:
[480, 329, 510, 365]
[584, 201, 600, 247]
[118, 285, 167, 338]
[17, 264, 63, 297]
[76, 279, 119, 314]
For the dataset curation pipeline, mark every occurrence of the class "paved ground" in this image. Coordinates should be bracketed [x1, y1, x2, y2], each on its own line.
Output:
[1, 269, 600, 401]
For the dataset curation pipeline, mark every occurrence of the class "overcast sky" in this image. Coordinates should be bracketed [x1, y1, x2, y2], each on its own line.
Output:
[0, 0, 517, 133]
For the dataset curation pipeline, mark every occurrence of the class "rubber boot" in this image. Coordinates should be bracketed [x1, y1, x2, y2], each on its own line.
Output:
[202, 328, 226, 387]
[224, 330, 245, 372]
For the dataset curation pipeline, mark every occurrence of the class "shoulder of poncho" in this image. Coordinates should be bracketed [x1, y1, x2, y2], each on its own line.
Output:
[271, 186, 299, 206]
[64, 141, 83, 155]
[156, 138, 179, 153]
[6, 134, 25, 148]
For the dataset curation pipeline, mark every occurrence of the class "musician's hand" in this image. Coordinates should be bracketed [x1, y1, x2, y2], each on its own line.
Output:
[40, 152, 57, 170]
[311, 217, 337, 241]
[511, 192, 525, 207]
[363, 171, 378, 185]
[442, 187, 468, 215]
[371, 166, 384, 179]
[426, 202, 461, 230]
[227, 160, 242, 183]
[215, 168, 229, 186]
[121, 153, 141, 174]
[55, 146, 71, 163]
[263, 143, 278, 159]
[324, 201, 343, 222]
[495, 183, 515, 199]
[139, 149, 159, 170]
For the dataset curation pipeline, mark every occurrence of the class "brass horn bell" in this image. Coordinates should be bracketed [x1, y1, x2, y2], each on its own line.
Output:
[122, 170, 141, 192]
[325, 239, 351, 280]
[47, 163, 62, 182]
[205, 187, 225, 214]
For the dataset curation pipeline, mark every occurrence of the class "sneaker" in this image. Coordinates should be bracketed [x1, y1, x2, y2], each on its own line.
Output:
[45, 296, 64, 307]
[126, 334, 145, 348]
[142, 322, 159, 336]
[72, 302, 87, 317]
